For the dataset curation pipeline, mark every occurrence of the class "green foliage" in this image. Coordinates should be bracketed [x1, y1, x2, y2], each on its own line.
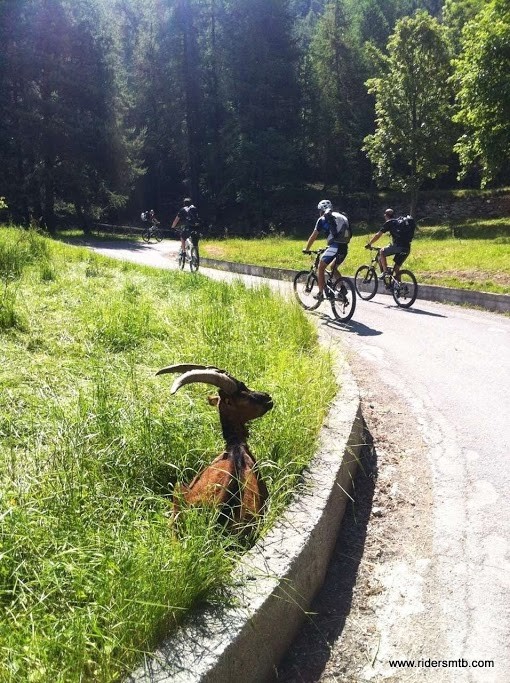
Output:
[306, 1, 367, 190]
[363, 11, 455, 211]
[452, 0, 510, 187]
[0, 0, 143, 229]
[0, 227, 336, 681]
[442, 0, 485, 55]
[0, 0, 508, 230]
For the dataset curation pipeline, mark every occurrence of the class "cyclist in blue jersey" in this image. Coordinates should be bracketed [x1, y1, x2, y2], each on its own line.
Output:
[302, 199, 351, 300]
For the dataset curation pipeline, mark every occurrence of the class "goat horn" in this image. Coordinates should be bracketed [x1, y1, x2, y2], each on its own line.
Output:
[157, 368, 239, 395]
[156, 364, 219, 375]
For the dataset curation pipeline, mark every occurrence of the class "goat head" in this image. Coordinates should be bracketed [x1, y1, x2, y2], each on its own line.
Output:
[157, 364, 273, 531]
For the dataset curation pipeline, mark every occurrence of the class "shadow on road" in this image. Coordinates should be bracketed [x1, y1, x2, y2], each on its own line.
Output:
[324, 316, 383, 337]
[367, 298, 448, 318]
[397, 306, 448, 318]
[274, 420, 378, 683]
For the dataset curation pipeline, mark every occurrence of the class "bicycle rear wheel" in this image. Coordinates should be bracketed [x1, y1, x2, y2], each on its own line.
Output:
[392, 270, 418, 308]
[331, 278, 356, 322]
[142, 229, 151, 243]
[189, 247, 199, 272]
[293, 270, 321, 310]
[354, 265, 378, 300]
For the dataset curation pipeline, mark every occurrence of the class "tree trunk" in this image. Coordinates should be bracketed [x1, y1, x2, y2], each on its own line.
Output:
[43, 155, 56, 234]
[179, 0, 201, 204]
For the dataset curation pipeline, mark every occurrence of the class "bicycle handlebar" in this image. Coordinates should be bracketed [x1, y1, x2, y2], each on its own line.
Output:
[302, 248, 325, 255]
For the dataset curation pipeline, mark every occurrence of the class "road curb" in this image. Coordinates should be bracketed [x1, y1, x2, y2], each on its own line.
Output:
[200, 257, 510, 314]
[127, 349, 363, 683]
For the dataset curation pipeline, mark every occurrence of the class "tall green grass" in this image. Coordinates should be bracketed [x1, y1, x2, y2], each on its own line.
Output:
[0, 226, 336, 682]
[201, 217, 510, 294]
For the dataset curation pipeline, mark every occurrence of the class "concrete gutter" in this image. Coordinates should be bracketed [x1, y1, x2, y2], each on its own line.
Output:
[127, 341, 363, 683]
[200, 257, 510, 314]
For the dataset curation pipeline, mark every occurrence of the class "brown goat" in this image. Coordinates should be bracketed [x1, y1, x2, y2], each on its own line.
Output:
[156, 364, 273, 531]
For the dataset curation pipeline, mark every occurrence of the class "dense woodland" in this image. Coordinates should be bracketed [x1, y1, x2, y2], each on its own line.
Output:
[0, 0, 509, 232]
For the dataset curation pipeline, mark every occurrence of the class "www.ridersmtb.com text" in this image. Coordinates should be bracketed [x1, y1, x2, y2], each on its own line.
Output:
[389, 658, 494, 669]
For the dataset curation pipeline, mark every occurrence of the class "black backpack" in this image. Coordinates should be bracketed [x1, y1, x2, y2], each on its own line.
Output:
[185, 205, 199, 226]
[394, 215, 416, 243]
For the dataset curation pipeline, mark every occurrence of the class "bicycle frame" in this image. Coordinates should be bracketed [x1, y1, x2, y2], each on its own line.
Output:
[294, 249, 356, 322]
[308, 249, 340, 285]
[354, 247, 418, 307]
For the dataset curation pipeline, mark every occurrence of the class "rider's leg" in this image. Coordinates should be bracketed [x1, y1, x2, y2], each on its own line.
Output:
[379, 251, 388, 273]
[393, 250, 409, 280]
[317, 259, 327, 295]
[332, 247, 347, 282]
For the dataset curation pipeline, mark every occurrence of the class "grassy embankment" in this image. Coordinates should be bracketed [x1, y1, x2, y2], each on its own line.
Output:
[201, 218, 510, 294]
[0, 226, 336, 682]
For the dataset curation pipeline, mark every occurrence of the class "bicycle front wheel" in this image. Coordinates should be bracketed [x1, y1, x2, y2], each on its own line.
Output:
[331, 278, 356, 322]
[293, 271, 322, 310]
[153, 228, 163, 243]
[354, 265, 378, 300]
[189, 247, 199, 272]
[392, 270, 418, 308]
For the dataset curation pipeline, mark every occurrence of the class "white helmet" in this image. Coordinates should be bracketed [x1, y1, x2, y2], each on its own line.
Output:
[317, 199, 332, 212]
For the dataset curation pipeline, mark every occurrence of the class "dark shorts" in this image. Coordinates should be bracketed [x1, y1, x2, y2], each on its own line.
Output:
[381, 243, 410, 266]
[321, 243, 348, 266]
[180, 228, 199, 245]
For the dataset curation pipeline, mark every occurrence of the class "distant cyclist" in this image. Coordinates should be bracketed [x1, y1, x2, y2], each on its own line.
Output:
[365, 208, 415, 280]
[141, 209, 160, 228]
[171, 198, 200, 254]
[302, 199, 351, 301]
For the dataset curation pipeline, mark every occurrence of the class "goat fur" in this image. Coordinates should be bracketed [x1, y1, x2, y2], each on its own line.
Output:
[157, 366, 273, 531]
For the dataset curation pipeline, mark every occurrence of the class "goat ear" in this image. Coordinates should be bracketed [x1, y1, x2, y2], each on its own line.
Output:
[207, 395, 220, 407]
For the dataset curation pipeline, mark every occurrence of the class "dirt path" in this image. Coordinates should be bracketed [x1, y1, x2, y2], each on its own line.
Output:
[275, 350, 444, 681]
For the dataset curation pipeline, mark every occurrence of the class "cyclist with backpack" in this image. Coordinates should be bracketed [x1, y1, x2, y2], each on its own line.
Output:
[365, 208, 415, 279]
[302, 199, 351, 301]
[171, 198, 200, 254]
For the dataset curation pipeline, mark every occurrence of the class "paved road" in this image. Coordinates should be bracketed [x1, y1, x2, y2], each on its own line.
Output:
[91, 239, 510, 681]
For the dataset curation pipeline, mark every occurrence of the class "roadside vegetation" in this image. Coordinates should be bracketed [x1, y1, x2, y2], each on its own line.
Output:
[201, 218, 510, 294]
[0, 226, 336, 683]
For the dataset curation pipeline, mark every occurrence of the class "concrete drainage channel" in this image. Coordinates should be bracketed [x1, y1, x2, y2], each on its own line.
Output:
[127, 338, 363, 683]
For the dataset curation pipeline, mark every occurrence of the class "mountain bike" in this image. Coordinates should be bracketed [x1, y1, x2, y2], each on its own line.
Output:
[354, 246, 418, 308]
[178, 231, 200, 272]
[142, 222, 163, 243]
[294, 249, 356, 322]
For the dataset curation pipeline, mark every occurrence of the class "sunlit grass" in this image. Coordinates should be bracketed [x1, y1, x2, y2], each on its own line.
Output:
[0, 226, 336, 682]
[201, 217, 510, 294]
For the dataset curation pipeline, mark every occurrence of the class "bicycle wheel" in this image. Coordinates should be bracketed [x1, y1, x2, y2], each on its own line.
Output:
[331, 278, 356, 322]
[178, 250, 185, 270]
[153, 228, 163, 243]
[189, 247, 199, 272]
[354, 265, 378, 300]
[392, 269, 418, 308]
[293, 270, 322, 310]
[142, 229, 151, 243]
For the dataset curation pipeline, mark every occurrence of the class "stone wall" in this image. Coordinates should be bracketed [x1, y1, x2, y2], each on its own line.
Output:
[342, 191, 510, 225]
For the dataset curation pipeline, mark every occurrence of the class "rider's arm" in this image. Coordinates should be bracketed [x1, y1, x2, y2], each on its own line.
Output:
[367, 230, 383, 247]
[171, 214, 180, 229]
[304, 228, 319, 252]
